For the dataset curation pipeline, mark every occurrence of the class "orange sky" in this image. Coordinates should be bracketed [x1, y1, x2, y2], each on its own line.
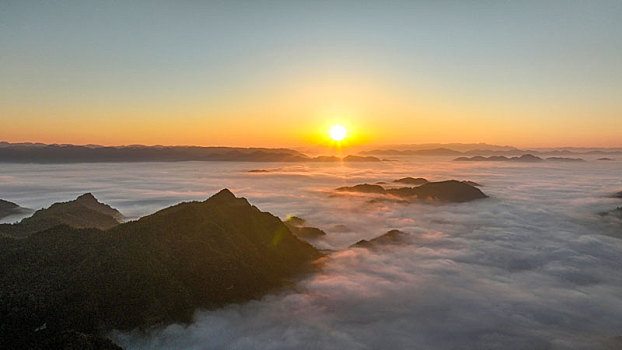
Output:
[2, 2, 622, 148]
[3, 72, 621, 148]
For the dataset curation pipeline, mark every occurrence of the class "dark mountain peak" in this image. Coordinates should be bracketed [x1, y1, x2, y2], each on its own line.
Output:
[0, 193, 123, 238]
[0, 190, 321, 348]
[76, 193, 97, 202]
[342, 155, 382, 162]
[411, 180, 488, 202]
[284, 216, 306, 227]
[512, 154, 543, 162]
[393, 177, 428, 185]
[351, 229, 409, 249]
[0, 199, 20, 210]
[0, 199, 32, 220]
[205, 189, 252, 208]
[337, 180, 487, 203]
[283, 216, 326, 241]
[210, 188, 236, 201]
[336, 184, 387, 194]
[454, 154, 544, 162]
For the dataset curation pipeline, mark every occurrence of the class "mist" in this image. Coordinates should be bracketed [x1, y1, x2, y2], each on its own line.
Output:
[1, 157, 621, 349]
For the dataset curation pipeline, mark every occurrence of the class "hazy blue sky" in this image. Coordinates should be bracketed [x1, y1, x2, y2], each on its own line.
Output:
[1, 1, 621, 146]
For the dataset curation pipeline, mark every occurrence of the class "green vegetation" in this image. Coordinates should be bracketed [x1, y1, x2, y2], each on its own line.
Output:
[0, 189, 320, 349]
[0, 193, 121, 238]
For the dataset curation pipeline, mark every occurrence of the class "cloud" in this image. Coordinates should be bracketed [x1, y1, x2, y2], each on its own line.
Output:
[2, 160, 622, 349]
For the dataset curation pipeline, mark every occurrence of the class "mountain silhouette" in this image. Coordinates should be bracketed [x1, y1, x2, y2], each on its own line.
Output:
[351, 229, 408, 249]
[0, 189, 320, 349]
[284, 216, 327, 240]
[0, 142, 381, 163]
[336, 180, 487, 202]
[393, 177, 429, 185]
[0, 199, 31, 220]
[454, 154, 545, 162]
[546, 157, 585, 162]
[336, 183, 387, 194]
[0, 193, 122, 238]
[0, 143, 311, 163]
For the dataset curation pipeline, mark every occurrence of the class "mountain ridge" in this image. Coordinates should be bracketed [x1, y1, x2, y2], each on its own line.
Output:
[0, 189, 321, 349]
[0, 193, 123, 238]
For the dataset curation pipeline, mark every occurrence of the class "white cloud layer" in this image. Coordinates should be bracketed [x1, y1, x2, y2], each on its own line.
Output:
[1, 157, 621, 349]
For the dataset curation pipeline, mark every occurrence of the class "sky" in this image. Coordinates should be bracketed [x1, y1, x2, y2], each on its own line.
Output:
[1, 0, 621, 148]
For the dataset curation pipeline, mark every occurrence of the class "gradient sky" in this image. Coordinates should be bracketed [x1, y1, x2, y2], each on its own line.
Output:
[1, 1, 621, 147]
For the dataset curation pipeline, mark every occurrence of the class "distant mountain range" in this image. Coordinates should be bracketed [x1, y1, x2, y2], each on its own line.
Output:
[2, 141, 619, 163]
[453, 155, 586, 162]
[359, 144, 622, 157]
[0, 190, 320, 349]
[0, 142, 381, 163]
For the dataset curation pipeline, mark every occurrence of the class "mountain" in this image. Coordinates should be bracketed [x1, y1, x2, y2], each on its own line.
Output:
[546, 157, 585, 162]
[342, 155, 382, 162]
[360, 148, 462, 156]
[0, 193, 123, 238]
[283, 216, 327, 240]
[358, 144, 622, 157]
[393, 177, 429, 185]
[0, 199, 31, 220]
[336, 184, 387, 194]
[0, 142, 382, 163]
[0, 143, 311, 163]
[358, 143, 521, 155]
[454, 154, 543, 162]
[395, 180, 487, 202]
[0, 189, 320, 349]
[337, 180, 487, 203]
[351, 229, 408, 249]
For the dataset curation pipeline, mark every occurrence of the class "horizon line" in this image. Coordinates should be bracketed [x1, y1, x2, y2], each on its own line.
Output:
[2, 140, 622, 151]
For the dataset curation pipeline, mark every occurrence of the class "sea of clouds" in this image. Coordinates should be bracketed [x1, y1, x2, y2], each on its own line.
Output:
[1, 157, 621, 349]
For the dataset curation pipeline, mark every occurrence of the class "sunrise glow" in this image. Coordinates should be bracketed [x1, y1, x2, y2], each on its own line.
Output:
[329, 125, 347, 142]
[2, 3, 622, 349]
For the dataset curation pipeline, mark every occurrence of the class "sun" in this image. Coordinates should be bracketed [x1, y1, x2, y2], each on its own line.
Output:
[329, 125, 347, 142]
